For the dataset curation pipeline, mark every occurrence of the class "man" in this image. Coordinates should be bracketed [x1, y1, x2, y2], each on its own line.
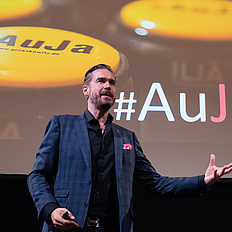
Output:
[27, 64, 232, 232]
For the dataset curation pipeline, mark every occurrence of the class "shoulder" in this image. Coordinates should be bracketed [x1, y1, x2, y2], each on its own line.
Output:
[51, 113, 85, 122]
[47, 114, 85, 127]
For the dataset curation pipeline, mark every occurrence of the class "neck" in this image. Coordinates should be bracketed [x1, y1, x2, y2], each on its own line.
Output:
[88, 106, 109, 129]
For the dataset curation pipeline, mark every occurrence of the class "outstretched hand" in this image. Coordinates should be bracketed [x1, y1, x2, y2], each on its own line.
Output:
[204, 154, 232, 186]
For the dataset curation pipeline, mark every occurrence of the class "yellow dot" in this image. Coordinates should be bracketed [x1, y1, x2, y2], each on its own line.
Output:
[0, 27, 120, 88]
[0, 0, 42, 21]
[120, 0, 232, 41]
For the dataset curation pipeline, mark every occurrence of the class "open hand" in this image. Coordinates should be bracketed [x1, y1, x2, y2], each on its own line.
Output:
[204, 154, 232, 186]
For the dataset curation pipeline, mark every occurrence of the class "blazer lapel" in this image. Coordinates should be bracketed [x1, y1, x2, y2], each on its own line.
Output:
[73, 114, 91, 170]
[112, 123, 123, 180]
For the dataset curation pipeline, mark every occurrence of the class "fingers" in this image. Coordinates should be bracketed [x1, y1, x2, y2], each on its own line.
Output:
[215, 165, 232, 178]
[216, 167, 225, 177]
[51, 208, 79, 230]
[54, 217, 79, 230]
[54, 220, 78, 231]
[225, 162, 232, 170]
[221, 164, 232, 175]
[225, 166, 232, 174]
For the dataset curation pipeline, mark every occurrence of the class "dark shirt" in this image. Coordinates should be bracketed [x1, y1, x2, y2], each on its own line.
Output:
[84, 109, 118, 218]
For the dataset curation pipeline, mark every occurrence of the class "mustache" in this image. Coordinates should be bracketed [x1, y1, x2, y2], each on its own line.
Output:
[100, 90, 114, 97]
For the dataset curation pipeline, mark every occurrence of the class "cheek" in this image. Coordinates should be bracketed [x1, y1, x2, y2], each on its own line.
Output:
[112, 86, 116, 93]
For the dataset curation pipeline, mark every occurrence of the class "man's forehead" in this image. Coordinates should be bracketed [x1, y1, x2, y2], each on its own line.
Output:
[92, 69, 115, 79]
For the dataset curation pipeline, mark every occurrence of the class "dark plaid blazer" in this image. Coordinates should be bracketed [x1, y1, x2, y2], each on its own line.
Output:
[27, 113, 200, 232]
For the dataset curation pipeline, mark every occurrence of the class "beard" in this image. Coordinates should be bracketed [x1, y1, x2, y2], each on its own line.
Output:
[89, 91, 115, 111]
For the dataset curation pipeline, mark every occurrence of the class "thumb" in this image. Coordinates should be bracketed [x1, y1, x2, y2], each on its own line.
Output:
[68, 212, 75, 220]
[209, 154, 215, 167]
[63, 211, 75, 220]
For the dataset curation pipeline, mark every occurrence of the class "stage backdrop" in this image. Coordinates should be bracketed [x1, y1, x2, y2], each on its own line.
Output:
[0, 0, 232, 177]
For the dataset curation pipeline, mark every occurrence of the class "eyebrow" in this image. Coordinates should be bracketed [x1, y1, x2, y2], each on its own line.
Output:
[96, 77, 116, 84]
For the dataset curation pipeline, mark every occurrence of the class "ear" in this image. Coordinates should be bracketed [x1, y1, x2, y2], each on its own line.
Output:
[83, 85, 89, 97]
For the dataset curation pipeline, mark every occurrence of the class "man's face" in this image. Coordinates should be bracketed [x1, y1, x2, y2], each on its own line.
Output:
[83, 68, 116, 111]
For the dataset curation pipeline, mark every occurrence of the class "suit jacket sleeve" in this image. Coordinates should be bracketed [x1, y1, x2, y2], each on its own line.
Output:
[132, 133, 202, 196]
[27, 115, 60, 218]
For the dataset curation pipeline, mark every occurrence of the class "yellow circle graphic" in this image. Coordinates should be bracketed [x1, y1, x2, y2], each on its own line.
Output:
[0, 0, 42, 21]
[0, 27, 120, 88]
[120, 0, 232, 41]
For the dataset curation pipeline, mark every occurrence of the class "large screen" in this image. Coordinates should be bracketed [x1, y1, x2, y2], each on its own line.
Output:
[0, 0, 232, 177]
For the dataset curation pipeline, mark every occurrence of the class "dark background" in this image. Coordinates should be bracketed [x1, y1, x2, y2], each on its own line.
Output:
[1, 0, 232, 177]
[1, 174, 232, 232]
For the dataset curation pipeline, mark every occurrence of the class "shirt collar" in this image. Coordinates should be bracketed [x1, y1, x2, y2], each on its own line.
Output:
[84, 109, 114, 124]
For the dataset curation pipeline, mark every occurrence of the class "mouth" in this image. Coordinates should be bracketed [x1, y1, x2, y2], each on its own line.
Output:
[100, 91, 114, 98]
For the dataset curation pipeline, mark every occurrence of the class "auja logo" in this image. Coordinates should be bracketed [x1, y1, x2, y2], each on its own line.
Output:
[0, 35, 93, 53]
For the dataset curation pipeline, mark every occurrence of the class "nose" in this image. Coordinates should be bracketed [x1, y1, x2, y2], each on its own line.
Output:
[104, 81, 111, 89]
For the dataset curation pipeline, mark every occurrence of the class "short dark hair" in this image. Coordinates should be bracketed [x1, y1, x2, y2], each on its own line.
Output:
[83, 64, 114, 85]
